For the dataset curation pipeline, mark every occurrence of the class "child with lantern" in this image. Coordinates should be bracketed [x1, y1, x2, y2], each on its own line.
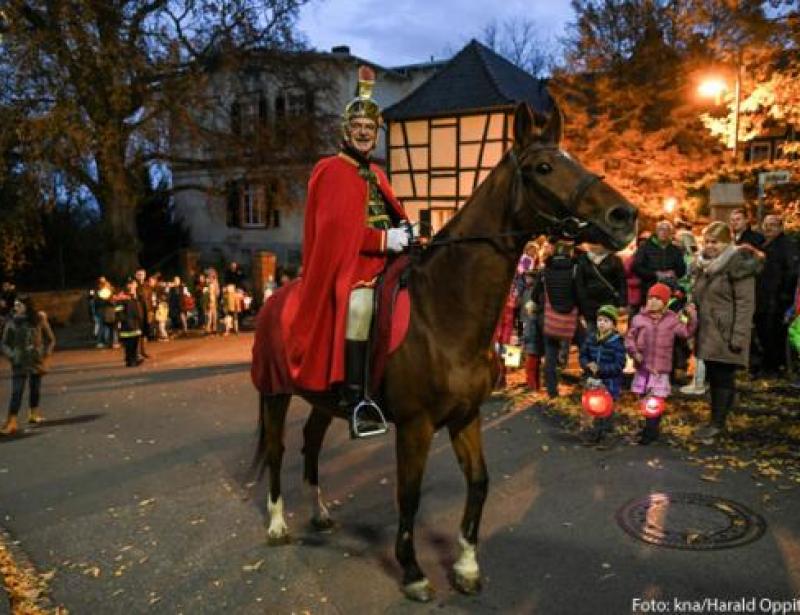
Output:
[625, 283, 697, 445]
[579, 305, 626, 445]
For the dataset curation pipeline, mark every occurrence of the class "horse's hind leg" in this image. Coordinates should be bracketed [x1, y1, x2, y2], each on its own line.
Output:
[395, 419, 435, 602]
[302, 406, 334, 531]
[261, 394, 291, 545]
[448, 413, 488, 594]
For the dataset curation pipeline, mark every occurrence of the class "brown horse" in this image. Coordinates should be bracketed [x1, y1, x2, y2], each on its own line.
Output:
[252, 101, 637, 601]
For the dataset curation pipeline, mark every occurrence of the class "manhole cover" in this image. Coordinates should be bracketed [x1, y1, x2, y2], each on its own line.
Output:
[616, 492, 766, 550]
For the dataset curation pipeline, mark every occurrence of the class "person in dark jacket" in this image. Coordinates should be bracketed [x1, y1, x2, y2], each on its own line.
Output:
[1, 295, 56, 435]
[575, 243, 627, 334]
[754, 215, 799, 376]
[632, 221, 686, 299]
[533, 238, 578, 398]
[118, 278, 144, 367]
[135, 269, 153, 358]
[579, 305, 626, 444]
[730, 208, 765, 250]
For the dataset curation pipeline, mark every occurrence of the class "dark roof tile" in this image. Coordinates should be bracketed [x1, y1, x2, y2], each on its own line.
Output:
[383, 39, 551, 120]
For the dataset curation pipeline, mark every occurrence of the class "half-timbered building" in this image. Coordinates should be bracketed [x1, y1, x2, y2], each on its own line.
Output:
[383, 40, 551, 236]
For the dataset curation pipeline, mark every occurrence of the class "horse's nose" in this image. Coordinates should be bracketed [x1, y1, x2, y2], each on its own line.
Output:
[606, 205, 637, 227]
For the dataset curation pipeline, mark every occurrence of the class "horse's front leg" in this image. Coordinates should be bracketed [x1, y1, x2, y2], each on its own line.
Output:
[263, 394, 291, 545]
[448, 412, 488, 594]
[395, 418, 435, 602]
[302, 406, 334, 531]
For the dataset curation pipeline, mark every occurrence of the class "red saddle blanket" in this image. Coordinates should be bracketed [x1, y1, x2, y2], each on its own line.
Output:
[251, 256, 412, 396]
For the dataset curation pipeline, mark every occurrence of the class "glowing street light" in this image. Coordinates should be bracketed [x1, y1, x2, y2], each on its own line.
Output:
[698, 58, 743, 162]
[697, 78, 728, 103]
[663, 197, 678, 215]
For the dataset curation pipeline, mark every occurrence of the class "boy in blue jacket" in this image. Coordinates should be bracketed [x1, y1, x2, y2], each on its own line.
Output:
[579, 304, 627, 444]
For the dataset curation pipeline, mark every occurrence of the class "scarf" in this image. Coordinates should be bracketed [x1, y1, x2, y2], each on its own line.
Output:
[696, 244, 737, 276]
[586, 249, 609, 266]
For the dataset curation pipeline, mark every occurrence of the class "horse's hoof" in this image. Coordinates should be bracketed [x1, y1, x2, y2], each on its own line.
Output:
[266, 532, 292, 546]
[403, 578, 435, 602]
[453, 571, 482, 595]
[310, 516, 335, 532]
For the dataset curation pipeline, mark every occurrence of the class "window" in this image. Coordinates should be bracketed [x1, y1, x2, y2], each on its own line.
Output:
[230, 93, 264, 137]
[226, 180, 282, 229]
[749, 143, 771, 163]
[240, 183, 267, 228]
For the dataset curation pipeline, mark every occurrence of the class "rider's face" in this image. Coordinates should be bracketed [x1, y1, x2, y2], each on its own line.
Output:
[347, 119, 378, 156]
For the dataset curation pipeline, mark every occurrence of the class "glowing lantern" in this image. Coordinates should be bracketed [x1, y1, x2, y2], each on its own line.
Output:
[640, 395, 666, 418]
[582, 385, 614, 418]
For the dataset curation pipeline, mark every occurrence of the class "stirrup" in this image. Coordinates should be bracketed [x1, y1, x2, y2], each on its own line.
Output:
[350, 399, 388, 439]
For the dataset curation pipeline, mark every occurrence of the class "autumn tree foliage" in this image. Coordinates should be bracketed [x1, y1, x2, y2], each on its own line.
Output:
[551, 0, 792, 220]
[0, 0, 313, 279]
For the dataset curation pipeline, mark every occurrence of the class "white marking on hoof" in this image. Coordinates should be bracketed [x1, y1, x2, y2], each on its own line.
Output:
[453, 534, 480, 581]
[403, 578, 434, 602]
[266, 495, 289, 541]
[306, 484, 331, 527]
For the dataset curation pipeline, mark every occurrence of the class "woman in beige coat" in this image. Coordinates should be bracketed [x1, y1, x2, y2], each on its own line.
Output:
[692, 222, 761, 442]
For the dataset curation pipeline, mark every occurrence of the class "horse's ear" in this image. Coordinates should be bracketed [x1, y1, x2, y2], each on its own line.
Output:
[513, 102, 535, 148]
[540, 99, 563, 144]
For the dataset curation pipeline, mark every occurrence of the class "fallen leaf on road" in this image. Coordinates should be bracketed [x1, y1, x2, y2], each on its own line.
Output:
[83, 566, 101, 578]
[138, 498, 155, 507]
[242, 560, 264, 572]
[700, 474, 720, 482]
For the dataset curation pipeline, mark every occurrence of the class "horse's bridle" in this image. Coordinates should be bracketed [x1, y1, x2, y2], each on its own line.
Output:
[507, 147, 604, 240]
[420, 145, 604, 250]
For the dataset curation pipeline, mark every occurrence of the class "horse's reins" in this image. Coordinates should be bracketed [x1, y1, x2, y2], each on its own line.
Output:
[418, 147, 603, 250]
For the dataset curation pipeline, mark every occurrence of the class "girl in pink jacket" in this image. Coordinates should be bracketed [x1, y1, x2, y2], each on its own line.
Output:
[625, 283, 697, 444]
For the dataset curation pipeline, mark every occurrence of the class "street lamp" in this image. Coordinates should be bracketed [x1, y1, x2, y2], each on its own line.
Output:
[698, 60, 743, 162]
[663, 196, 678, 216]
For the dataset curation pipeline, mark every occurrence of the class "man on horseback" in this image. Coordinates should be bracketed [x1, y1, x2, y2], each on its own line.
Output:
[286, 66, 411, 439]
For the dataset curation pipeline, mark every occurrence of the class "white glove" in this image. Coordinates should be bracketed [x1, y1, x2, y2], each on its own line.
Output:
[387, 227, 410, 253]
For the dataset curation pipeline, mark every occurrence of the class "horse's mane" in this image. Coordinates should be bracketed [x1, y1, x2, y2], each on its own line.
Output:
[413, 152, 512, 267]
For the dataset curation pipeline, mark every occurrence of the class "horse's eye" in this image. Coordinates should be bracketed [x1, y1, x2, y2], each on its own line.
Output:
[535, 162, 553, 175]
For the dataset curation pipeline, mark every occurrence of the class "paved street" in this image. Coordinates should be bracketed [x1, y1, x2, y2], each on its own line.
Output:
[1, 333, 799, 614]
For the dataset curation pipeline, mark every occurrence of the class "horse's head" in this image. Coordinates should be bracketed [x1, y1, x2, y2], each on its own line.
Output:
[509, 101, 637, 251]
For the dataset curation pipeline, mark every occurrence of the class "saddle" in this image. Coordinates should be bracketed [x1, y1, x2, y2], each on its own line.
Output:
[251, 255, 412, 397]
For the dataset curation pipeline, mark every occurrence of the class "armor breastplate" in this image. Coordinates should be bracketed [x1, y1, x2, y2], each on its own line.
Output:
[360, 167, 391, 230]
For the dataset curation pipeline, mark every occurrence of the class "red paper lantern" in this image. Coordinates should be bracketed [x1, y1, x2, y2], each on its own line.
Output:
[640, 395, 666, 418]
[582, 386, 614, 418]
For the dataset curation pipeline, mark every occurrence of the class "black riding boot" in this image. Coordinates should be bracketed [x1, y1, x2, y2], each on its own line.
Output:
[341, 340, 387, 439]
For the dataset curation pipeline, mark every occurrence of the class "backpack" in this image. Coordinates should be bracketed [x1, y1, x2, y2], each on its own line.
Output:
[181, 294, 195, 311]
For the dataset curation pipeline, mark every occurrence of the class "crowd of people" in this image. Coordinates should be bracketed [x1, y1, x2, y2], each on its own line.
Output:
[87, 261, 275, 366]
[496, 209, 800, 447]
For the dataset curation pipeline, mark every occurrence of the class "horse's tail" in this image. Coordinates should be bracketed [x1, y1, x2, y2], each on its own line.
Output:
[252, 393, 269, 480]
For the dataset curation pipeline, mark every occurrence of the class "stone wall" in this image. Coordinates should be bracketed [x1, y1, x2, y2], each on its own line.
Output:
[29, 289, 89, 326]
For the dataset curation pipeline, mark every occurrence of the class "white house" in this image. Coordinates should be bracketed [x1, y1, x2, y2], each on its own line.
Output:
[170, 46, 442, 270]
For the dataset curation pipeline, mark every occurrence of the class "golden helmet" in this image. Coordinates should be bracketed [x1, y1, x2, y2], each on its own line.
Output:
[343, 65, 381, 129]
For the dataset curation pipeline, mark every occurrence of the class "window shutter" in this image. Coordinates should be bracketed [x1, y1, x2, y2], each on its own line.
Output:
[225, 181, 240, 227]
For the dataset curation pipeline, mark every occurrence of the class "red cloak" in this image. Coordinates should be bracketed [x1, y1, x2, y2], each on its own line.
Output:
[285, 153, 407, 391]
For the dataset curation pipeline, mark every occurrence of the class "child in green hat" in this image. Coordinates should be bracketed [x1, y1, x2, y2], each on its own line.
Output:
[579, 304, 626, 444]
